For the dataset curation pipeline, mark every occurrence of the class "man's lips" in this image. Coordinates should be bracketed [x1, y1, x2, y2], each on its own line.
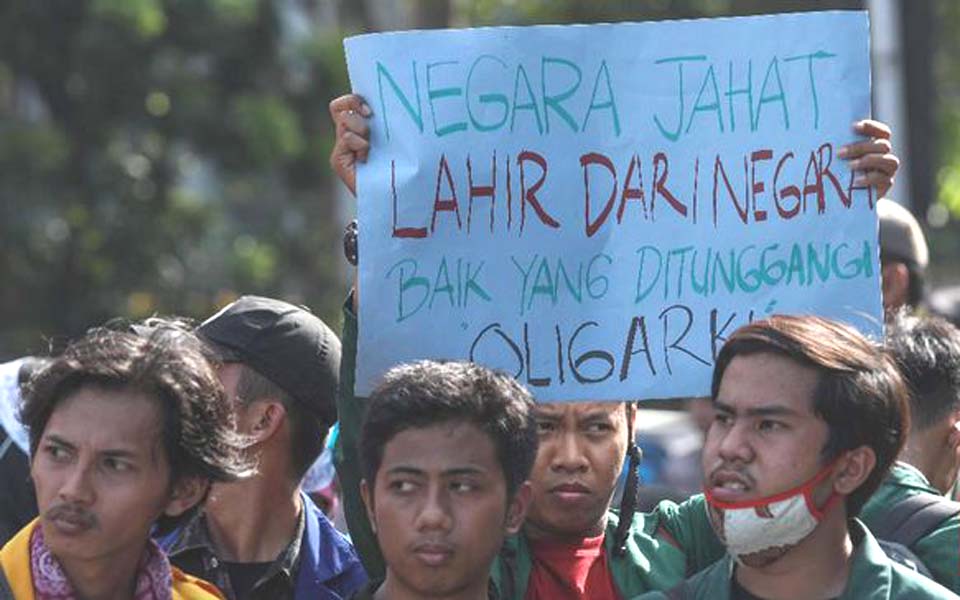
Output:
[412, 542, 455, 567]
[708, 469, 754, 502]
[548, 481, 592, 503]
[44, 505, 97, 536]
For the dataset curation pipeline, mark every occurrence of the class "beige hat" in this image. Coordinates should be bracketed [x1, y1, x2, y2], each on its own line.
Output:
[878, 198, 929, 270]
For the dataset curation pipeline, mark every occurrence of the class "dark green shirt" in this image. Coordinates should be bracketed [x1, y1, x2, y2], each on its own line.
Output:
[860, 462, 960, 593]
[632, 520, 958, 600]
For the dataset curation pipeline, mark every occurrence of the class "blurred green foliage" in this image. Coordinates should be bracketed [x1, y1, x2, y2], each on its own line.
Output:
[2, 0, 956, 357]
[0, 0, 351, 357]
[936, 1, 960, 218]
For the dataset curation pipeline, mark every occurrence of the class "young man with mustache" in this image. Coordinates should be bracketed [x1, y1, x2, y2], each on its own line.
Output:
[0, 324, 251, 599]
[328, 92, 902, 599]
[350, 360, 536, 600]
[636, 316, 955, 599]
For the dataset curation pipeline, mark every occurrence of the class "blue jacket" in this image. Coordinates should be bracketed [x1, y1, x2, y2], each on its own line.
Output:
[159, 493, 367, 600]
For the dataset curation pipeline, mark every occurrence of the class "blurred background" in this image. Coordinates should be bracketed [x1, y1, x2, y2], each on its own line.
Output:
[0, 0, 955, 357]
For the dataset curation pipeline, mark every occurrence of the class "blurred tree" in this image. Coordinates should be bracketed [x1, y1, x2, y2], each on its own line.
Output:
[6, 0, 954, 356]
[0, 0, 351, 356]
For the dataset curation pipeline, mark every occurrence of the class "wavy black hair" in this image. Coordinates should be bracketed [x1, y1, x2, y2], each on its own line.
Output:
[22, 322, 254, 529]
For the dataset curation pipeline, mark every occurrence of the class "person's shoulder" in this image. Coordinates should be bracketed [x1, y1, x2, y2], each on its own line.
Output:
[885, 558, 960, 599]
[301, 494, 368, 594]
[628, 559, 731, 600]
[304, 496, 358, 558]
[171, 566, 226, 600]
[850, 520, 959, 599]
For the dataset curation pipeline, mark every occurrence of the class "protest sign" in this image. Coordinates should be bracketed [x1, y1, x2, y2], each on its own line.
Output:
[345, 10, 880, 401]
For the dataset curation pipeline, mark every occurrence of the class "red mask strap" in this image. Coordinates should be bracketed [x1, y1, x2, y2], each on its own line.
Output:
[705, 454, 846, 512]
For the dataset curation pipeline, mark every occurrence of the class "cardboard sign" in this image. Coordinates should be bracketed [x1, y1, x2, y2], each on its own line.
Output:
[345, 11, 881, 401]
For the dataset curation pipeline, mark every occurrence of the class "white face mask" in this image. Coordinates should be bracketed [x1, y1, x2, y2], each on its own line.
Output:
[704, 460, 842, 561]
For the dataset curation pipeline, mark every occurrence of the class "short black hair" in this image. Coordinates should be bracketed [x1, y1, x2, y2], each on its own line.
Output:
[360, 360, 537, 501]
[712, 315, 908, 517]
[22, 324, 253, 516]
[885, 310, 960, 430]
[234, 364, 326, 481]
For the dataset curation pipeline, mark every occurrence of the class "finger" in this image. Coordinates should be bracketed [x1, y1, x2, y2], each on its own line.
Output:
[852, 171, 895, 190]
[852, 119, 892, 140]
[337, 112, 370, 139]
[847, 153, 900, 177]
[342, 132, 370, 160]
[838, 138, 892, 159]
[329, 150, 357, 196]
[329, 94, 372, 120]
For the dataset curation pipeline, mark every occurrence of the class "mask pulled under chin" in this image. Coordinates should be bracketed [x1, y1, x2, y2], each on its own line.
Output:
[703, 459, 843, 561]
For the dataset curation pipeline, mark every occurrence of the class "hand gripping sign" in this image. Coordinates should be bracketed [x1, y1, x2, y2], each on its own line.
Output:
[345, 10, 881, 402]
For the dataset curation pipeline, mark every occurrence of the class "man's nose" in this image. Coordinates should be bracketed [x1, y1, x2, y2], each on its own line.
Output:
[716, 421, 755, 464]
[58, 463, 96, 505]
[551, 432, 589, 473]
[415, 484, 453, 532]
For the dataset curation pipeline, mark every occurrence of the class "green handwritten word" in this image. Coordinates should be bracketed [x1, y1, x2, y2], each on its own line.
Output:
[653, 51, 836, 141]
[375, 56, 621, 140]
[385, 256, 492, 322]
[634, 239, 874, 302]
[511, 253, 612, 316]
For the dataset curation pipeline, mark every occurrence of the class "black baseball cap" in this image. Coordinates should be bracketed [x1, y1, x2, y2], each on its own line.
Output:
[197, 295, 341, 426]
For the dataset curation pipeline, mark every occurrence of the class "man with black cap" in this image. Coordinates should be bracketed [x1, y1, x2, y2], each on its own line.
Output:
[878, 198, 929, 313]
[160, 295, 367, 600]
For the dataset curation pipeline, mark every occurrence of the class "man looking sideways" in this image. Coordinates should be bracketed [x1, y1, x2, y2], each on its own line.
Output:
[162, 296, 367, 600]
[351, 360, 536, 600]
[329, 92, 902, 599]
[637, 316, 955, 599]
[0, 324, 251, 599]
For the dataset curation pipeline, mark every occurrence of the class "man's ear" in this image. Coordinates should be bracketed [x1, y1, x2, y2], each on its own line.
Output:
[881, 262, 910, 310]
[360, 479, 377, 535]
[246, 400, 287, 444]
[832, 446, 877, 496]
[164, 476, 210, 518]
[504, 481, 532, 535]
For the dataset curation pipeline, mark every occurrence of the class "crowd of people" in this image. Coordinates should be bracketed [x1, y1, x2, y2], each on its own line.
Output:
[1, 86, 959, 600]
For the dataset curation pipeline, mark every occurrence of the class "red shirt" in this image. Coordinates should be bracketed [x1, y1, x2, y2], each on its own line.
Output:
[526, 533, 621, 600]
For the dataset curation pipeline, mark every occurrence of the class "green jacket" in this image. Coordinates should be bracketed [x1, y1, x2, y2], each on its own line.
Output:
[490, 500, 724, 599]
[335, 299, 725, 598]
[860, 462, 960, 593]
[632, 520, 959, 600]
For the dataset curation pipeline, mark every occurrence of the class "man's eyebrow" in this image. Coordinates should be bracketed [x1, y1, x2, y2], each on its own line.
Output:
[100, 449, 140, 460]
[385, 466, 426, 476]
[442, 466, 487, 477]
[578, 410, 616, 422]
[713, 400, 801, 418]
[42, 434, 75, 449]
[533, 410, 562, 421]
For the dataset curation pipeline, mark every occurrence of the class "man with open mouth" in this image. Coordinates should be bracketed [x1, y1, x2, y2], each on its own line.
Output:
[636, 316, 956, 599]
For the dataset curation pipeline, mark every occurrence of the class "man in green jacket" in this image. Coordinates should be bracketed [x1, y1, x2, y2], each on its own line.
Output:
[860, 312, 960, 592]
[636, 316, 956, 599]
[327, 93, 902, 599]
